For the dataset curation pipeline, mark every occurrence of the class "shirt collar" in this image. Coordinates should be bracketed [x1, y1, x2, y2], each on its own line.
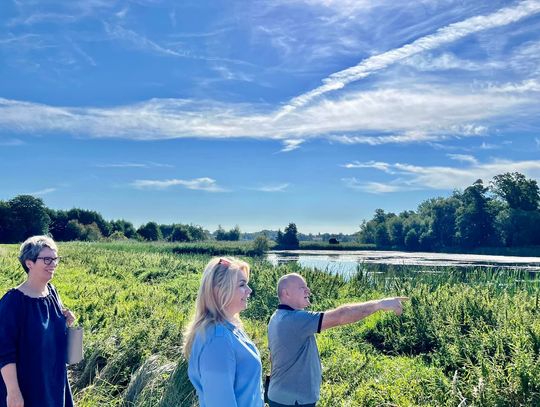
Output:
[277, 304, 295, 311]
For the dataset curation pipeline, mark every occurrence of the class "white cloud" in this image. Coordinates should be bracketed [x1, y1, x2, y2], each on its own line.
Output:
[131, 177, 227, 192]
[402, 52, 499, 71]
[342, 161, 394, 173]
[488, 79, 540, 93]
[342, 178, 406, 193]
[344, 158, 540, 192]
[96, 162, 173, 168]
[252, 183, 290, 192]
[0, 83, 533, 142]
[280, 139, 304, 152]
[26, 188, 56, 196]
[103, 23, 251, 65]
[479, 142, 500, 149]
[278, 1, 540, 115]
[447, 154, 478, 165]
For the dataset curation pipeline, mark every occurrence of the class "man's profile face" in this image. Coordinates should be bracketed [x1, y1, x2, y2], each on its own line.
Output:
[286, 276, 311, 310]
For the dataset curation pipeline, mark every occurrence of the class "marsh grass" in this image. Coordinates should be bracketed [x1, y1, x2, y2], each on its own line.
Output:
[1, 242, 540, 406]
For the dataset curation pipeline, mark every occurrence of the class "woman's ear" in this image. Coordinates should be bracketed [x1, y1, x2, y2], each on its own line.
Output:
[25, 259, 34, 271]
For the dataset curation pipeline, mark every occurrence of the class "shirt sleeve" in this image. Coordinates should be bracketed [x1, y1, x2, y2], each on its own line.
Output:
[0, 291, 21, 370]
[199, 330, 238, 407]
[287, 310, 323, 338]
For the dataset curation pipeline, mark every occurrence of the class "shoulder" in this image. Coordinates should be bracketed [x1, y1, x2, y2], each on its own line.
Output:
[285, 309, 321, 321]
[0, 289, 24, 313]
[196, 323, 234, 344]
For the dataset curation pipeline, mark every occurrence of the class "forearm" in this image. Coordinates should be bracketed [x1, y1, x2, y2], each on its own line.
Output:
[1, 363, 21, 395]
[337, 300, 387, 324]
[322, 297, 405, 330]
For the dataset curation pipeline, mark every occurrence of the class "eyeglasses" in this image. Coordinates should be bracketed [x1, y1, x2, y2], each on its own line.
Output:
[36, 257, 61, 266]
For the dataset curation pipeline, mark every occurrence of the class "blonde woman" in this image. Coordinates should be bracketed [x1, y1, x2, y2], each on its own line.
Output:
[183, 257, 263, 407]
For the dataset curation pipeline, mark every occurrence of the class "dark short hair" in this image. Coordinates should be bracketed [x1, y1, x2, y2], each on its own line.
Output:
[18, 235, 58, 273]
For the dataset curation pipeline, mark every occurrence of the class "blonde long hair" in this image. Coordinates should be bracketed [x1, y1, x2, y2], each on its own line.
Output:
[182, 257, 250, 359]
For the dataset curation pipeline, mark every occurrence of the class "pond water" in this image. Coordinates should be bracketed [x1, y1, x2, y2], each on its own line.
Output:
[266, 250, 540, 276]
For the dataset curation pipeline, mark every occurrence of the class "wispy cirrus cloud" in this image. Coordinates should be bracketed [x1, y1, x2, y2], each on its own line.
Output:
[447, 154, 479, 165]
[0, 82, 532, 142]
[103, 23, 252, 65]
[342, 161, 394, 173]
[277, 0, 540, 115]
[251, 183, 290, 192]
[343, 158, 540, 193]
[131, 177, 227, 192]
[280, 139, 304, 152]
[25, 188, 57, 196]
[402, 52, 501, 72]
[96, 162, 173, 168]
[342, 178, 407, 193]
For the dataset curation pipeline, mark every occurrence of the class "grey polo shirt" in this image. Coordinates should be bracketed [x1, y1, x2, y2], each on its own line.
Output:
[267, 304, 324, 405]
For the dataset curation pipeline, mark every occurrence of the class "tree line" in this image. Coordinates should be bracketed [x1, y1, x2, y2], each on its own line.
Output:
[0, 195, 233, 243]
[357, 172, 540, 250]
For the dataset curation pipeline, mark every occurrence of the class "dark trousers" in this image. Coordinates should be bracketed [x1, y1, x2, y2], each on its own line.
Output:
[268, 400, 316, 407]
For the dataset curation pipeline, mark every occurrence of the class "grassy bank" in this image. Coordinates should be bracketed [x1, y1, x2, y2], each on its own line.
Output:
[1, 242, 539, 406]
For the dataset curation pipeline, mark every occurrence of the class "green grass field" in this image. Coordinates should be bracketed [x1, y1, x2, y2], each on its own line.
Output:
[1, 242, 540, 406]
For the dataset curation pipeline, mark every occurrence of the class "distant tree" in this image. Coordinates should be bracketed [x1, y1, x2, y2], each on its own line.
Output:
[64, 219, 86, 241]
[66, 208, 111, 237]
[495, 208, 540, 246]
[137, 222, 162, 241]
[490, 172, 540, 211]
[83, 222, 103, 241]
[170, 225, 192, 242]
[357, 220, 376, 244]
[215, 225, 226, 240]
[110, 219, 137, 239]
[374, 224, 390, 247]
[280, 223, 299, 249]
[455, 180, 496, 248]
[108, 231, 128, 240]
[418, 197, 461, 248]
[215, 225, 240, 241]
[0, 200, 11, 243]
[404, 229, 420, 251]
[159, 224, 175, 241]
[7, 195, 50, 242]
[387, 217, 404, 247]
[252, 235, 271, 256]
[187, 225, 208, 241]
[276, 229, 284, 245]
[48, 209, 70, 241]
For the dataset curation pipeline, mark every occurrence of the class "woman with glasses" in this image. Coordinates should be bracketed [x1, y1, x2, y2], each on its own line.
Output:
[0, 235, 75, 407]
[182, 257, 264, 407]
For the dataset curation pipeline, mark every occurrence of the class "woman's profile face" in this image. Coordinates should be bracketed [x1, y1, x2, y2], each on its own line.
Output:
[225, 269, 252, 316]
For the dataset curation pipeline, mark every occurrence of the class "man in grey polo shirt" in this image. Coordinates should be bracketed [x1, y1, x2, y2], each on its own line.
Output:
[267, 273, 407, 407]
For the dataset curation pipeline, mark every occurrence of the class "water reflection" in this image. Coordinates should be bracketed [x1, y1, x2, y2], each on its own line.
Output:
[266, 250, 540, 277]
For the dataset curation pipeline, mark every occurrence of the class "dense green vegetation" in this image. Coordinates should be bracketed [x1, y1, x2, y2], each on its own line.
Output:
[358, 172, 540, 251]
[1, 242, 539, 406]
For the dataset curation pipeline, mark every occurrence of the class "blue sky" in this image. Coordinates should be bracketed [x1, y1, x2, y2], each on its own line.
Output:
[1, 0, 540, 234]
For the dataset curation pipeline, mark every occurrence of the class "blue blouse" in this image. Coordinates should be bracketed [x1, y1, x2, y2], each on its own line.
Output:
[0, 284, 73, 407]
[188, 321, 264, 407]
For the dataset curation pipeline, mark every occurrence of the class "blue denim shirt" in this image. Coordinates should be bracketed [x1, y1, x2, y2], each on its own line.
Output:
[188, 321, 264, 407]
